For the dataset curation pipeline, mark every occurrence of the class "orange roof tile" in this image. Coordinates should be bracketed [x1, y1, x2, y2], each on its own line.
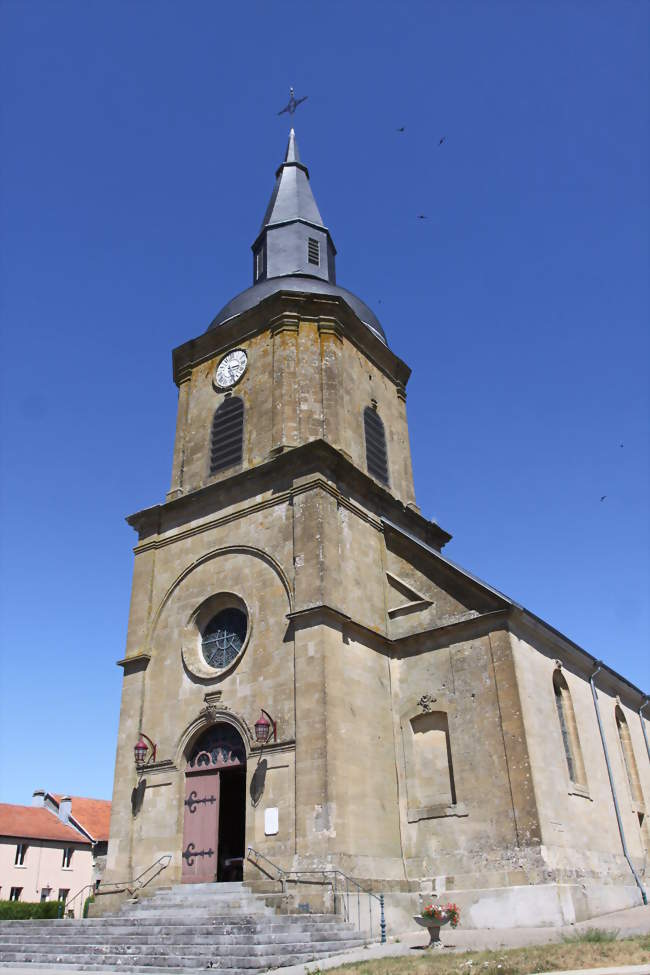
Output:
[52, 795, 111, 842]
[0, 804, 91, 845]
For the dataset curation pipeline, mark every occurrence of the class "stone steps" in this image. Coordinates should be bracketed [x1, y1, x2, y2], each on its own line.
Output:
[0, 931, 360, 946]
[0, 940, 364, 958]
[0, 882, 371, 974]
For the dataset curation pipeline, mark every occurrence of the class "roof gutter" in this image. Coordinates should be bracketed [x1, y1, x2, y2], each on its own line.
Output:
[589, 663, 647, 905]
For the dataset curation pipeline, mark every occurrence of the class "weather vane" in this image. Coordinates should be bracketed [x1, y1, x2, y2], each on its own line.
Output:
[278, 87, 308, 116]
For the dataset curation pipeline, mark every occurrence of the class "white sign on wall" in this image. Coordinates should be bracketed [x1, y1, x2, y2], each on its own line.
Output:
[264, 807, 279, 835]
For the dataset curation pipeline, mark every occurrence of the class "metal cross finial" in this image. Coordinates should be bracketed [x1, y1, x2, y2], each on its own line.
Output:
[278, 87, 308, 116]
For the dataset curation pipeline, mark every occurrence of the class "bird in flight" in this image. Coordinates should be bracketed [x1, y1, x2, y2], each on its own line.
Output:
[396, 126, 405, 132]
[600, 495, 607, 502]
[439, 137, 446, 145]
[417, 214, 427, 220]
[278, 87, 308, 116]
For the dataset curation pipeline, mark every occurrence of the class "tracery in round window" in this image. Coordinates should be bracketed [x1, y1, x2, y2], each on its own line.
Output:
[201, 608, 247, 670]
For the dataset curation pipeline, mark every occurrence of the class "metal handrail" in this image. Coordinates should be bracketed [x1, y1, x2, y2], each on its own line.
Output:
[58, 853, 172, 919]
[246, 846, 386, 943]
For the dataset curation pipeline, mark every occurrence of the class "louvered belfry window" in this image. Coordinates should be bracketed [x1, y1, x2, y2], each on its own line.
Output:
[307, 237, 320, 265]
[210, 396, 244, 475]
[363, 406, 389, 485]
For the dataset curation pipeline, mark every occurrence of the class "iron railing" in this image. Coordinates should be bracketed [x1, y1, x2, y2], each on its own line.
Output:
[246, 846, 386, 943]
[58, 853, 172, 919]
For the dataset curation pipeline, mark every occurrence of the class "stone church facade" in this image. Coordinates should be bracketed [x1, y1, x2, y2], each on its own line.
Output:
[103, 131, 649, 929]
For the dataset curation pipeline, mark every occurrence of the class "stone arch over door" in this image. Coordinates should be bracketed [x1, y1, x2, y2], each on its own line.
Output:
[182, 723, 246, 883]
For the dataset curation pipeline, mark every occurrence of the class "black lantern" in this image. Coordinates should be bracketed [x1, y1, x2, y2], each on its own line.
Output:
[254, 709, 277, 744]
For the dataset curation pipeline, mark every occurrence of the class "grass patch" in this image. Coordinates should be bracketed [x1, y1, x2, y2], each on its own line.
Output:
[562, 926, 618, 943]
[325, 933, 650, 975]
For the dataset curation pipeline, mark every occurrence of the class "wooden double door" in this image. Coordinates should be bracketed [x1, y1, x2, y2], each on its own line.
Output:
[182, 725, 246, 884]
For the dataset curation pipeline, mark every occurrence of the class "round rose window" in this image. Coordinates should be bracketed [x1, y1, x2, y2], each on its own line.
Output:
[201, 608, 247, 670]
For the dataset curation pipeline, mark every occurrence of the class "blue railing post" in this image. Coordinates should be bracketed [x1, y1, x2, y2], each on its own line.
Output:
[379, 894, 386, 944]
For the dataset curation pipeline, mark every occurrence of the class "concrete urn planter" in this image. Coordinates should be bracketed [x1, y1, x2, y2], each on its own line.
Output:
[413, 912, 452, 947]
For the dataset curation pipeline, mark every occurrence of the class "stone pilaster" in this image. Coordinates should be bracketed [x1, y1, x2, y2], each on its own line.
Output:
[318, 318, 344, 452]
[167, 375, 191, 500]
[488, 629, 541, 846]
[270, 315, 299, 454]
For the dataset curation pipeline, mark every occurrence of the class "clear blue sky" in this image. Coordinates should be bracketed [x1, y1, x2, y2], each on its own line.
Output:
[0, 1, 648, 804]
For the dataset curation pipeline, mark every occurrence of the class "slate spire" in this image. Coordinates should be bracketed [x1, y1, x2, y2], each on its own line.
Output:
[252, 130, 336, 285]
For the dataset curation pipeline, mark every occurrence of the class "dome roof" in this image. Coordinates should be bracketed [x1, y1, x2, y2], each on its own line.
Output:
[208, 274, 387, 345]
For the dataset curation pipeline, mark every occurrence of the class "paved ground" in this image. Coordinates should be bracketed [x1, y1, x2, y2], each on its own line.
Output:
[284, 904, 650, 975]
[1, 904, 648, 975]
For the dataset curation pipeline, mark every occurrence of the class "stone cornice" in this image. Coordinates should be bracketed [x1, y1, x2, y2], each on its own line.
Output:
[286, 599, 649, 705]
[171, 290, 411, 390]
[116, 653, 151, 674]
[249, 739, 296, 758]
[126, 438, 451, 552]
[286, 603, 513, 654]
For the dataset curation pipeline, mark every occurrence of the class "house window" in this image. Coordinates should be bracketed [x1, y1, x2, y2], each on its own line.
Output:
[307, 237, 320, 265]
[9, 887, 22, 901]
[209, 396, 244, 475]
[58, 888, 69, 902]
[62, 847, 73, 868]
[363, 406, 389, 485]
[553, 669, 587, 788]
[14, 843, 27, 866]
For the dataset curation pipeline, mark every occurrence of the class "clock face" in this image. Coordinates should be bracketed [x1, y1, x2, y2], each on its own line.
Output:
[215, 349, 247, 389]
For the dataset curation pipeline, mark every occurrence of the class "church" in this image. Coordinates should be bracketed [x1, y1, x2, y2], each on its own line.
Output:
[103, 130, 649, 930]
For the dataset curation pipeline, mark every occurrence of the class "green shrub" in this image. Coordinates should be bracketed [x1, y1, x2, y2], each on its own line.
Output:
[83, 895, 94, 918]
[0, 899, 64, 920]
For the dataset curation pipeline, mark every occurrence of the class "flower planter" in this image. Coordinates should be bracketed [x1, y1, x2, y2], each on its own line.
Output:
[413, 912, 451, 947]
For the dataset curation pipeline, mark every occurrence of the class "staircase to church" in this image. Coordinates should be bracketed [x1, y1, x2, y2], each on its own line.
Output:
[0, 882, 372, 973]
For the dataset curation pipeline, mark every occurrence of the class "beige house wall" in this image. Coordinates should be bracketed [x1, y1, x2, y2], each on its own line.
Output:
[0, 839, 92, 917]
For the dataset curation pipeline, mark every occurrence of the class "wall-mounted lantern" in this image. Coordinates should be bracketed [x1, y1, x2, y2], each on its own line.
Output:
[133, 732, 157, 767]
[254, 709, 277, 745]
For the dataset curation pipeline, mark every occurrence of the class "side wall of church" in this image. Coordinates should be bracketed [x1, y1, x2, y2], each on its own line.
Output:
[512, 631, 650, 880]
[389, 629, 542, 888]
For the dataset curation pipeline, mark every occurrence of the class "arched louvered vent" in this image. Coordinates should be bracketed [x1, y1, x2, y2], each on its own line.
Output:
[210, 396, 244, 475]
[363, 406, 389, 485]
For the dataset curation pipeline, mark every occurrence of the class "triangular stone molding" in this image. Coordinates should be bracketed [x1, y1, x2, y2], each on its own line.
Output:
[386, 571, 432, 619]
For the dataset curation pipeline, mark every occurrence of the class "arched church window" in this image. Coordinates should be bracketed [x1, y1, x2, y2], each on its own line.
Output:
[615, 706, 644, 808]
[209, 396, 244, 475]
[201, 608, 247, 671]
[364, 406, 389, 485]
[553, 669, 587, 787]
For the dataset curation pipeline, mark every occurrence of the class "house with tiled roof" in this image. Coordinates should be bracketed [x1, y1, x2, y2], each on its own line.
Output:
[0, 790, 111, 917]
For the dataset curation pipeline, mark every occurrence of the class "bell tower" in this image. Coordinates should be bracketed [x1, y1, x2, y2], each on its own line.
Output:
[165, 129, 422, 510]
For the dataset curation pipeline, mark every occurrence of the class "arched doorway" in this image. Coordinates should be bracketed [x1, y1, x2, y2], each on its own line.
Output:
[182, 723, 246, 883]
